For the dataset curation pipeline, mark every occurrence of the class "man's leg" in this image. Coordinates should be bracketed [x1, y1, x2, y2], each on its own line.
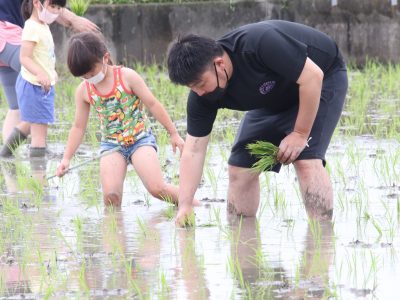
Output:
[294, 159, 333, 220]
[227, 165, 260, 217]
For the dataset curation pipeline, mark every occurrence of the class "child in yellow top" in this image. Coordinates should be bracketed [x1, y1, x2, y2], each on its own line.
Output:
[3, 0, 66, 157]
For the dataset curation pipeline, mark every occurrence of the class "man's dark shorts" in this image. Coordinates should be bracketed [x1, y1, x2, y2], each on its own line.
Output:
[228, 62, 348, 172]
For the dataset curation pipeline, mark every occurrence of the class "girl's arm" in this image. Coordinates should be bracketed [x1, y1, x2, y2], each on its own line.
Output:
[56, 8, 99, 32]
[56, 83, 91, 176]
[20, 40, 51, 90]
[123, 68, 184, 154]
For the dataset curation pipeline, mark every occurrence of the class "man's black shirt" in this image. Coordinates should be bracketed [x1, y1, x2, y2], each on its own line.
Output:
[187, 20, 342, 137]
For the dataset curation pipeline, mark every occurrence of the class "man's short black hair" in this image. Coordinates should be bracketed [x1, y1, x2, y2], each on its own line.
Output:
[167, 34, 224, 86]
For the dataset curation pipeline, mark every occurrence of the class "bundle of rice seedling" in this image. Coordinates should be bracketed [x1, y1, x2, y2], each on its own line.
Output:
[246, 141, 279, 172]
[69, 0, 91, 16]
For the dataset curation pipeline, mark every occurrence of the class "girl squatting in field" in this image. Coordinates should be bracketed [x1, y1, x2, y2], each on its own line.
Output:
[56, 32, 197, 207]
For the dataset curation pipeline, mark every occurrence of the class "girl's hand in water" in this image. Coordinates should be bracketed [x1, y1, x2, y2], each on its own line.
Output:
[170, 132, 185, 155]
[56, 159, 70, 177]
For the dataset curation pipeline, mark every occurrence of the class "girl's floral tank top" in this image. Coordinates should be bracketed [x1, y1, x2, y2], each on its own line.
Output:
[85, 66, 151, 146]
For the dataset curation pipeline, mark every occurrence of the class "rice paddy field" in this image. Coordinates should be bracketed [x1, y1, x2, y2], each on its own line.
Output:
[0, 61, 399, 299]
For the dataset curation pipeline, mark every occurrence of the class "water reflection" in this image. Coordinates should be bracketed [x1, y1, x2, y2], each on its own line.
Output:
[29, 157, 48, 187]
[0, 161, 18, 194]
[293, 220, 334, 299]
[228, 215, 334, 299]
[80, 208, 163, 298]
[228, 216, 278, 299]
[176, 228, 210, 299]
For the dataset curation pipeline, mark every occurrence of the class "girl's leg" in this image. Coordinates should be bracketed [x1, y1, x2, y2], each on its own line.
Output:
[131, 146, 179, 204]
[29, 123, 48, 157]
[100, 152, 127, 207]
[30, 123, 47, 147]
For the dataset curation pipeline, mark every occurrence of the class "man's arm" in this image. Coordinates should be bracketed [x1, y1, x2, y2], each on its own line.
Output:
[56, 8, 99, 32]
[176, 134, 210, 225]
[277, 57, 323, 164]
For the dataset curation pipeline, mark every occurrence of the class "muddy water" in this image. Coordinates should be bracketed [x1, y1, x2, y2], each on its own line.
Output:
[0, 132, 399, 299]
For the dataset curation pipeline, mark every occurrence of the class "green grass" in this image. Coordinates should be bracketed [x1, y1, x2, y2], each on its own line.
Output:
[69, 0, 91, 16]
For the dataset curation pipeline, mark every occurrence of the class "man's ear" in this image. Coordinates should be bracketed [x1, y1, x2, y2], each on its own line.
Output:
[214, 56, 225, 68]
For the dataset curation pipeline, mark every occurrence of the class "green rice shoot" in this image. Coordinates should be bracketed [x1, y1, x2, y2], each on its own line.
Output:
[69, 0, 91, 16]
[246, 141, 279, 172]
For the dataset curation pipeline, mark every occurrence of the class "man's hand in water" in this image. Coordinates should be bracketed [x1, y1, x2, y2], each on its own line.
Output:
[175, 203, 195, 227]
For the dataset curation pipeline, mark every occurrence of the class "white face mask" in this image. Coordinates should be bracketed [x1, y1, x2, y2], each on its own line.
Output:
[38, 2, 59, 24]
[86, 63, 107, 85]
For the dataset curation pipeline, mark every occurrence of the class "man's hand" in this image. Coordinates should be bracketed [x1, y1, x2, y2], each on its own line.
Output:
[175, 203, 195, 227]
[277, 131, 309, 165]
[71, 15, 99, 32]
[57, 9, 99, 32]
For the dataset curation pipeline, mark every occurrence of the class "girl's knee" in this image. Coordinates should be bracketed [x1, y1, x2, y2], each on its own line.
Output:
[147, 183, 167, 199]
[103, 192, 122, 207]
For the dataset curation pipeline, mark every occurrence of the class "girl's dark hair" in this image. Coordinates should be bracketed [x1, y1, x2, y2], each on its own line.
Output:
[167, 34, 224, 86]
[67, 32, 112, 77]
[21, 0, 67, 21]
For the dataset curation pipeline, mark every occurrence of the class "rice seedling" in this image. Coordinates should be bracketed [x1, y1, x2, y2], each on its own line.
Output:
[308, 218, 322, 247]
[256, 195, 268, 219]
[162, 206, 176, 221]
[158, 269, 170, 298]
[397, 198, 400, 225]
[68, 0, 91, 16]
[78, 261, 90, 295]
[205, 165, 219, 197]
[140, 192, 150, 207]
[136, 217, 148, 238]
[246, 141, 279, 172]
[272, 186, 287, 218]
[73, 216, 84, 251]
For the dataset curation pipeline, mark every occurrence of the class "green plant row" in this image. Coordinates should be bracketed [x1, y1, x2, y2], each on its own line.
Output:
[90, 0, 230, 4]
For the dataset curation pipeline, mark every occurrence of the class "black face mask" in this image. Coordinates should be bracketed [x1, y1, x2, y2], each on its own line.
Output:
[202, 62, 229, 101]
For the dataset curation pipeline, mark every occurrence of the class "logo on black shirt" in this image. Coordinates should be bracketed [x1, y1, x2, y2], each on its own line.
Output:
[259, 81, 276, 95]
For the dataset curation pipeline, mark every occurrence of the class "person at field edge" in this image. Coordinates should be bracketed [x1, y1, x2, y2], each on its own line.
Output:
[167, 20, 348, 225]
[56, 32, 199, 207]
[0, 0, 98, 157]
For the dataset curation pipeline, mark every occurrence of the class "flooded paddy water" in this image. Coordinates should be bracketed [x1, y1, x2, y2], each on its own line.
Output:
[0, 63, 399, 299]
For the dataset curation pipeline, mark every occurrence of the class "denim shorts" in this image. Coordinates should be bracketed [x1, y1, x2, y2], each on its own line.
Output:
[100, 133, 158, 165]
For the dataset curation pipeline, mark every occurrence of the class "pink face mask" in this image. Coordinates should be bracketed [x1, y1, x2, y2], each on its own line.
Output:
[85, 59, 108, 85]
[38, 2, 59, 24]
